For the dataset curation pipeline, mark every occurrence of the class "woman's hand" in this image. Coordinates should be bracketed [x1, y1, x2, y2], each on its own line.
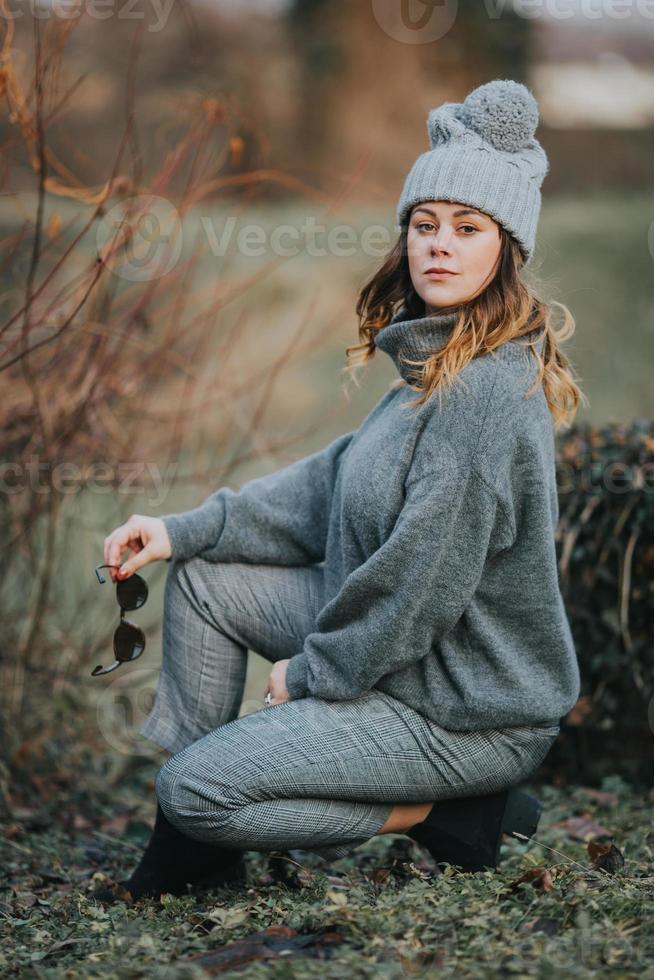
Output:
[104, 514, 172, 582]
[264, 659, 291, 706]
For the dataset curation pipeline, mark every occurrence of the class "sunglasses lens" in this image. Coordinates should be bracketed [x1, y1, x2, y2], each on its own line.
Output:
[116, 575, 148, 611]
[114, 621, 145, 662]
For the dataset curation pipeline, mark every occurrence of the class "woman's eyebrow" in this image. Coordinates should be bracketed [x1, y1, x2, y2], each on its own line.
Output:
[413, 206, 486, 220]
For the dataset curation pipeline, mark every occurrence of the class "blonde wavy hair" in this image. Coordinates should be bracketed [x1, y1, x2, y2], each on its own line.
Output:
[343, 223, 588, 430]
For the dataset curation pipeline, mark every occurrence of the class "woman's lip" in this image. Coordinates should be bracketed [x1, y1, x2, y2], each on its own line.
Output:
[425, 270, 457, 278]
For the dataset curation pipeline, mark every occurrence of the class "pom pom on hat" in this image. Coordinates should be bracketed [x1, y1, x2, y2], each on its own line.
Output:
[461, 79, 539, 153]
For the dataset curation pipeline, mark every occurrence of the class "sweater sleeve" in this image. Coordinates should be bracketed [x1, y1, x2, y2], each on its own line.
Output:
[284, 463, 510, 701]
[160, 430, 356, 565]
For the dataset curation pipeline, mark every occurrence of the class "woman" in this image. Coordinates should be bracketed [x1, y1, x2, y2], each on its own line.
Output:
[92, 79, 584, 904]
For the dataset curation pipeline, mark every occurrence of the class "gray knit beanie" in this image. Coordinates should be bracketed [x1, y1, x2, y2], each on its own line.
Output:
[396, 79, 549, 265]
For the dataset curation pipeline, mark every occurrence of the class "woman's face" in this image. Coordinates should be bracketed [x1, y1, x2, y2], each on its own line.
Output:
[406, 200, 502, 313]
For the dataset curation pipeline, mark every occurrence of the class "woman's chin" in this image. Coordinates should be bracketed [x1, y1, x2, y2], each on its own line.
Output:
[424, 289, 465, 311]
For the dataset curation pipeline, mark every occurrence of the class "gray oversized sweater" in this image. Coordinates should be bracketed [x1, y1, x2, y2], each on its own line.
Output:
[160, 306, 581, 731]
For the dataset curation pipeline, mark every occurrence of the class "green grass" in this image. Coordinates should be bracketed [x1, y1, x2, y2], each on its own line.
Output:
[535, 188, 654, 426]
[1, 753, 653, 978]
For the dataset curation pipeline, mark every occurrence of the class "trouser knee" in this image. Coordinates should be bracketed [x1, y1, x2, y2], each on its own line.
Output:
[154, 752, 240, 842]
[163, 556, 235, 632]
[155, 756, 205, 840]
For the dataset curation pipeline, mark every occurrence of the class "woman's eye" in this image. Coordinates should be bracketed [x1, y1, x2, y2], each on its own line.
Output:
[416, 222, 477, 234]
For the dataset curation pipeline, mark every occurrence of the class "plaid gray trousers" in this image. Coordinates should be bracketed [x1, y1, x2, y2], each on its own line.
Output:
[139, 557, 560, 860]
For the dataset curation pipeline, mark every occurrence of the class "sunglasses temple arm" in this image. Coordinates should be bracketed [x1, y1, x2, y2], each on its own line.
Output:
[91, 660, 121, 676]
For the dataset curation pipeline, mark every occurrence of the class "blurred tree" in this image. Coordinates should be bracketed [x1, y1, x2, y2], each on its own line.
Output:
[284, 0, 348, 168]
[456, 0, 534, 83]
[284, 0, 536, 198]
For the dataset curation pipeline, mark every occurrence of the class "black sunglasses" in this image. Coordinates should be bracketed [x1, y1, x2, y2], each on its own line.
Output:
[92, 564, 149, 676]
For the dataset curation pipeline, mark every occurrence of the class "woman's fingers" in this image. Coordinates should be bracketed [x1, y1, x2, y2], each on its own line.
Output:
[103, 516, 172, 581]
[118, 543, 154, 578]
[104, 518, 144, 580]
[264, 661, 290, 706]
[105, 526, 139, 580]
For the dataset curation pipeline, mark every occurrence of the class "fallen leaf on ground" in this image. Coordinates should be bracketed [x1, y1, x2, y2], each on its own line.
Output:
[365, 866, 392, 885]
[100, 814, 131, 834]
[508, 867, 555, 893]
[564, 697, 593, 726]
[588, 840, 625, 873]
[186, 924, 343, 974]
[552, 813, 613, 841]
[326, 888, 348, 906]
[13, 891, 38, 908]
[3, 823, 25, 840]
[577, 787, 619, 807]
[520, 916, 561, 936]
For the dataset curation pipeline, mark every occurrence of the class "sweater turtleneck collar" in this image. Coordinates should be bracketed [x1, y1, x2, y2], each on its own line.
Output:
[373, 306, 459, 383]
[374, 304, 546, 383]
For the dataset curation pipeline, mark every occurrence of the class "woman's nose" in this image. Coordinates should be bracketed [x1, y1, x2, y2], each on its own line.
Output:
[431, 231, 452, 252]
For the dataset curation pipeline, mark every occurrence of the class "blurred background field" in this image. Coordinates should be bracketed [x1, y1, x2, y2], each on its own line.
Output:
[2, 188, 653, 429]
[1, 1, 653, 972]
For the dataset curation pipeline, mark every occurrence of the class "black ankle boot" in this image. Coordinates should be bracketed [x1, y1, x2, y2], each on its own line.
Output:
[407, 786, 543, 873]
[89, 803, 247, 904]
